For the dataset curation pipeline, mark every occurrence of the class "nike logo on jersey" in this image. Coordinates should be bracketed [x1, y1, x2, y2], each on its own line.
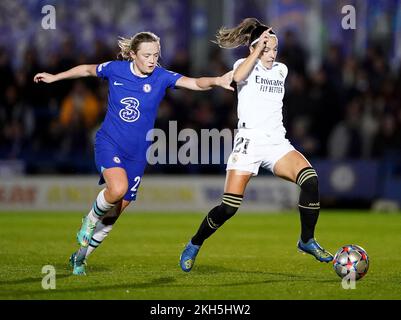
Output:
[113, 81, 124, 86]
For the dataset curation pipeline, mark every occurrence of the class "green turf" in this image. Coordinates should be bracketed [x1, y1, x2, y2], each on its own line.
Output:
[0, 211, 400, 300]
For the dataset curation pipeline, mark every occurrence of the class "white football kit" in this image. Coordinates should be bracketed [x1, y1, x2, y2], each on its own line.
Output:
[227, 58, 295, 175]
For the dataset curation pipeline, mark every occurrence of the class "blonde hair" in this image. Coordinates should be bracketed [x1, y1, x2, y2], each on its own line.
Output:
[214, 18, 271, 49]
[118, 31, 160, 60]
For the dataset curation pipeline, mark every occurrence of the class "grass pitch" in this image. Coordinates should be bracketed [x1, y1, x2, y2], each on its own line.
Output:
[0, 211, 400, 300]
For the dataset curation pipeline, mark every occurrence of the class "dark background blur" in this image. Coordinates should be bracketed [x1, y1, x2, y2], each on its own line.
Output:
[0, 0, 400, 208]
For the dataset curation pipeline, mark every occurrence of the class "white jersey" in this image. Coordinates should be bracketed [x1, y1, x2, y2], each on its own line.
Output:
[233, 58, 288, 141]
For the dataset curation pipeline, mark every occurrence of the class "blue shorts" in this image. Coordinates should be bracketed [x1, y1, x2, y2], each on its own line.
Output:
[95, 144, 147, 202]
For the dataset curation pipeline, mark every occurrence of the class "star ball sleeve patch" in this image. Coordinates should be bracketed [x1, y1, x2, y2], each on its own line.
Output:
[162, 69, 183, 89]
[96, 61, 113, 80]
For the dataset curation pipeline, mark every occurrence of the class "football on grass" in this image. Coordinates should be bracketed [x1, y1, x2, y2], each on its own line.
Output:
[333, 244, 369, 280]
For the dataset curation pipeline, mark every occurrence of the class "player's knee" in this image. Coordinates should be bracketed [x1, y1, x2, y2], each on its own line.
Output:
[107, 183, 128, 202]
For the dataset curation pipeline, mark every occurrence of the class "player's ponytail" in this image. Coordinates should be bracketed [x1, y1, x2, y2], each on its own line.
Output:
[213, 18, 261, 49]
[118, 37, 133, 60]
[214, 18, 273, 49]
[117, 32, 161, 61]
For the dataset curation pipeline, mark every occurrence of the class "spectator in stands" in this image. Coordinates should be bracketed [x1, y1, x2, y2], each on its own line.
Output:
[327, 99, 363, 159]
[372, 114, 401, 158]
[56, 81, 100, 157]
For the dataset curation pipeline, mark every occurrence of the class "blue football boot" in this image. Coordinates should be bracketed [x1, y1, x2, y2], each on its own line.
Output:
[69, 248, 88, 268]
[71, 247, 87, 276]
[180, 241, 200, 272]
[73, 263, 86, 276]
[69, 252, 76, 268]
[76, 215, 97, 248]
[297, 238, 333, 263]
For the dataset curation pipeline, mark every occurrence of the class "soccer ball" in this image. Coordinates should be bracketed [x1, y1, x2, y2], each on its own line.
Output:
[333, 245, 369, 280]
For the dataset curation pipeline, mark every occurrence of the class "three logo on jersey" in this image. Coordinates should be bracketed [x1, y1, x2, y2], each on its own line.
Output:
[119, 97, 141, 122]
[116, 83, 152, 123]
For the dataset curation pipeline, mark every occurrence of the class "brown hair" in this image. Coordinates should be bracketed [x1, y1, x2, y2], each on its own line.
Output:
[214, 18, 272, 49]
[118, 31, 160, 60]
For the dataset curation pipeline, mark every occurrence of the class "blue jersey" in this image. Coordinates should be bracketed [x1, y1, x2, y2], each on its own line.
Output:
[95, 60, 182, 162]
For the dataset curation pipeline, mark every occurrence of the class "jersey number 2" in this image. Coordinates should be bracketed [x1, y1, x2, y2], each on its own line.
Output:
[131, 176, 141, 193]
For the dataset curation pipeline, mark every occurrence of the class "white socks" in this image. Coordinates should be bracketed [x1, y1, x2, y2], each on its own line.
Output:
[80, 189, 119, 259]
[88, 189, 115, 224]
[85, 222, 114, 258]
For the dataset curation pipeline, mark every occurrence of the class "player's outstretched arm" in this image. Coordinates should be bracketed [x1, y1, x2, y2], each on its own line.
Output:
[175, 71, 234, 91]
[33, 64, 98, 83]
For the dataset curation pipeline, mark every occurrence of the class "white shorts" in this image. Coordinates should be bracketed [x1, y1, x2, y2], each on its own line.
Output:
[226, 128, 295, 176]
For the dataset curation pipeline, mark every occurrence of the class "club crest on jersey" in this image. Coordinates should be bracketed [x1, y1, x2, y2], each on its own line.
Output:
[231, 154, 239, 163]
[143, 84, 152, 93]
[113, 156, 121, 164]
[119, 97, 140, 123]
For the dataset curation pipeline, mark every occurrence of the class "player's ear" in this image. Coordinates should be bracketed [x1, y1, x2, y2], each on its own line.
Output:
[130, 51, 136, 61]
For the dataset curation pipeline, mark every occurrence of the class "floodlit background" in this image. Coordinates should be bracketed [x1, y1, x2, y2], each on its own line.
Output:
[0, 0, 400, 211]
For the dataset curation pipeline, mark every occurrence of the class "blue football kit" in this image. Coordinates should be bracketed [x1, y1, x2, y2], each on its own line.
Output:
[95, 60, 182, 201]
